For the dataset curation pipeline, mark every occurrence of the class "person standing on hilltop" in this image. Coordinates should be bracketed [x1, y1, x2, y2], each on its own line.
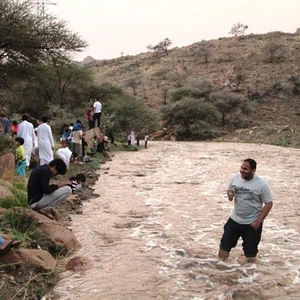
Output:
[218, 158, 273, 262]
[17, 115, 36, 169]
[38, 116, 55, 166]
[93, 97, 102, 127]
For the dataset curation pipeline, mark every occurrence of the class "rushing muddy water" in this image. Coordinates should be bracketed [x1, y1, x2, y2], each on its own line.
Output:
[54, 141, 300, 300]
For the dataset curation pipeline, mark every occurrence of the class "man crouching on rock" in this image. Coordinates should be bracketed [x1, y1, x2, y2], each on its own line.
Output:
[27, 158, 72, 220]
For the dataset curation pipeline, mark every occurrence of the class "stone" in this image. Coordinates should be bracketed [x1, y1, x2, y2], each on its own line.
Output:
[17, 249, 56, 271]
[0, 185, 14, 199]
[65, 256, 93, 271]
[0, 153, 15, 181]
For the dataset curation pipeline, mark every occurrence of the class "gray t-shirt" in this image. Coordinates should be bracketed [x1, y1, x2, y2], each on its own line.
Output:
[228, 174, 272, 224]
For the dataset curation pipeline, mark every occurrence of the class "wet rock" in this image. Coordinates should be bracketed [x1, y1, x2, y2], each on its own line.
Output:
[65, 256, 93, 271]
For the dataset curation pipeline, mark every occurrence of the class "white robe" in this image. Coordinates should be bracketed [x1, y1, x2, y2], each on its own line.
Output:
[56, 147, 72, 169]
[38, 123, 55, 165]
[17, 120, 35, 167]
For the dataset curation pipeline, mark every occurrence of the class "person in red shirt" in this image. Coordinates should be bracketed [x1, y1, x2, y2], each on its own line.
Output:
[11, 120, 18, 138]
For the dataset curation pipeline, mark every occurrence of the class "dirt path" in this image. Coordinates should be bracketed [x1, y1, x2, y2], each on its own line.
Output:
[54, 141, 300, 300]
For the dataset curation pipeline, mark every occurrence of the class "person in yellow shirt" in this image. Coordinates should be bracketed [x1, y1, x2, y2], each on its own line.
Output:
[15, 137, 26, 176]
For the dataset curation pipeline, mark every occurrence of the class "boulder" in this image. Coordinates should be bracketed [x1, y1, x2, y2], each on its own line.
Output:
[17, 248, 56, 271]
[0, 153, 15, 181]
[12, 208, 80, 251]
[0, 249, 21, 265]
[31, 211, 80, 250]
[0, 180, 13, 190]
[65, 256, 93, 271]
[85, 127, 103, 149]
[0, 185, 14, 199]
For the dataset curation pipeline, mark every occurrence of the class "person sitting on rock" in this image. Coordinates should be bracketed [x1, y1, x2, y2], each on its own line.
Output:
[27, 158, 72, 219]
[68, 173, 86, 194]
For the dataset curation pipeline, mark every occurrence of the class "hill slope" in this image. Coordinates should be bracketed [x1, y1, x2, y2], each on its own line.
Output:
[88, 31, 300, 147]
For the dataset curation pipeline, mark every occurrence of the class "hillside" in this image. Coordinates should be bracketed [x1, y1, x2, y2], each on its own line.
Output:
[88, 31, 300, 147]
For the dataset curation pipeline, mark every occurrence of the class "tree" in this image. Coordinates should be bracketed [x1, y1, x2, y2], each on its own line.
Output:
[161, 97, 218, 140]
[229, 22, 248, 40]
[0, 0, 87, 85]
[210, 92, 245, 125]
[195, 46, 212, 64]
[288, 74, 300, 95]
[170, 86, 211, 102]
[147, 38, 172, 56]
[105, 96, 158, 138]
[263, 40, 285, 63]
[53, 62, 92, 107]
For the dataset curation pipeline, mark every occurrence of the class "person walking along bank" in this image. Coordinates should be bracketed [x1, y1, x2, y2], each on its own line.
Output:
[218, 158, 273, 261]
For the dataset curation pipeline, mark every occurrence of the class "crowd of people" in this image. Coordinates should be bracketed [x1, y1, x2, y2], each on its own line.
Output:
[0, 97, 106, 220]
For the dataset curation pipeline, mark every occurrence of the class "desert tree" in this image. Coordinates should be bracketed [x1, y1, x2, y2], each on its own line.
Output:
[169, 69, 186, 87]
[161, 97, 218, 140]
[210, 92, 246, 125]
[170, 87, 208, 102]
[262, 40, 286, 63]
[147, 38, 172, 56]
[229, 22, 248, 40]
[187, 78, 214, 96]
[0, 0, 87, 87]
[288, 74, 300, 95]
[195, 46, 212, 64]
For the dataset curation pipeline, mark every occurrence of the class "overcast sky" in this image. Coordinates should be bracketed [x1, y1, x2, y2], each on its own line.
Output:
[47, 0, 300, 61]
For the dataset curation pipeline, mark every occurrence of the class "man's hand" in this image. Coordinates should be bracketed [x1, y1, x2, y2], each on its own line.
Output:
[227, 190, 234, 201]
[251, 219, 261, 230]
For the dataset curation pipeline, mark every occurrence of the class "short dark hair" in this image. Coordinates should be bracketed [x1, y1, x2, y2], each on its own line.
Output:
[244, 158, 257, 170]
[12, 120, 18, 125]
[75, 173, 86, 183]
[42, 116, 48, 123]
[15, 137, 24, 145]
[49, 159, 67, 175]
[22, 115, 28, 121]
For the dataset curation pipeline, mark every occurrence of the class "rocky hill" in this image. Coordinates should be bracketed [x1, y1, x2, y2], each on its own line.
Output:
[88, 31, 300, 147]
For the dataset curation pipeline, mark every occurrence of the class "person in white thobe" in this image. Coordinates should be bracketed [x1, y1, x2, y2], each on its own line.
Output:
[38, 117, 55, 166]
[56, 147, 72, 169]
[17, 115, 36, 168]
[130, 130, 135, 146]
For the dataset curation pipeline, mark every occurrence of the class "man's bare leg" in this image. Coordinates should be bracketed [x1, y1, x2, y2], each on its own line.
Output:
[218, 248, 229, 260]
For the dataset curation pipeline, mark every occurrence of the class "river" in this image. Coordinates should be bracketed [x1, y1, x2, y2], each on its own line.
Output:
[53, 141, 300, 300]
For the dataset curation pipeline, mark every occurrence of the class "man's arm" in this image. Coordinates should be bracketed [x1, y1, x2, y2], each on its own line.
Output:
[39, 170, 59, 194]
[251, 201, 273, 230]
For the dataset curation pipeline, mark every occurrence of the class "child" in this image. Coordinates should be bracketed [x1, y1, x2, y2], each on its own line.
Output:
[15, 137, 26, 176]
[68, 173, 86, 194]
[11, 120, 18, 138]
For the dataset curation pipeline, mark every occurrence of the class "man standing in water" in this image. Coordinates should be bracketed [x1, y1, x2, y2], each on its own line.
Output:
[218, 158, 273, 261]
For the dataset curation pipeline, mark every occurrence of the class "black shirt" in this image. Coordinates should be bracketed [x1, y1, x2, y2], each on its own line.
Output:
[27, 164, 59, 205]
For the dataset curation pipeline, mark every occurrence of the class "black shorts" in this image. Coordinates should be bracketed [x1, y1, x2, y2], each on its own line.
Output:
[220, 218, 263, 257]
